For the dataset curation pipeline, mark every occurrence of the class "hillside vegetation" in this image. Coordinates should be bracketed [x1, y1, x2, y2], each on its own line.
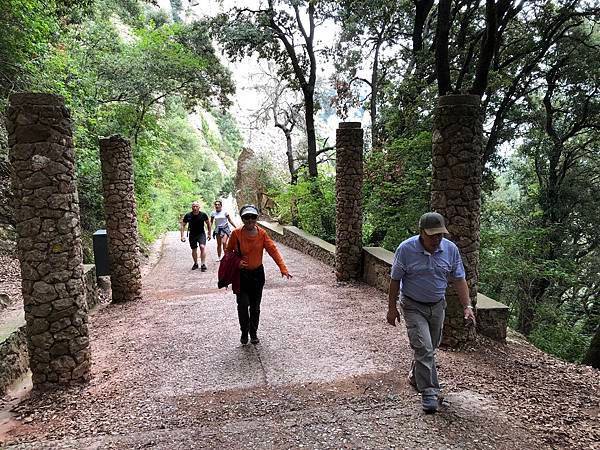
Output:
[0, 0, 242, 256]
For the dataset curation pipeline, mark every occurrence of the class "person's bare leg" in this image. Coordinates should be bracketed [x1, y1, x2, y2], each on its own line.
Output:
[216, 235, 223, 258]
[191, 247, 198, 264]
[221, 234, 229, 256]
[200, 244, 206, 265]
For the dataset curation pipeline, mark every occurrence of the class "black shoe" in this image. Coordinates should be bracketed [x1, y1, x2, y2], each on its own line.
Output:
[240, 333, 249, 345]
[250, 335, 260, 345]
[192, 263, 199, 270]
[422, 394, 438, 413]
[200, 264, 207, 272]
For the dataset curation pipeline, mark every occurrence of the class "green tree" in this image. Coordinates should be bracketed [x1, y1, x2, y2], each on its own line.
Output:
[514, 22, 600, 336]
[363, 132, 432, 249]
[211, 0, 323, 177]
[329, 0, 424, 148]
[21, 1, 239, 249]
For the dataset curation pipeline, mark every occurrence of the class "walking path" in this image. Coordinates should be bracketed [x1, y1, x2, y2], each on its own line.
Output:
[1, 232, 598, 449]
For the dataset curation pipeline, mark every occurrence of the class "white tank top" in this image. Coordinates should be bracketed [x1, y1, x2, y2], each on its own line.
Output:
[211, 210, 229, 227]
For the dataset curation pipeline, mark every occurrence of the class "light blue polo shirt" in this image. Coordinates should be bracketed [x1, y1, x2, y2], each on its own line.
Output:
[390, 235, 466, 303]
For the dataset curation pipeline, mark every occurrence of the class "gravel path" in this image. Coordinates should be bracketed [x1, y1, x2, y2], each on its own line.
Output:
[1, 232, 598, 449]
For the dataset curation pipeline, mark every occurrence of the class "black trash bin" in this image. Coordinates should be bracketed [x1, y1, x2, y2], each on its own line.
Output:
[93, 229, 110, 277]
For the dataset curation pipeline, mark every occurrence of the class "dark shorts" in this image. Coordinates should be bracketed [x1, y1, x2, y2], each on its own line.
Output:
[189, 233, 206, 249]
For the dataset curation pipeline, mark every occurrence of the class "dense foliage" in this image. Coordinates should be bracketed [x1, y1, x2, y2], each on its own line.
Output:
[272, 171, 336, 243]
[266, 0, 600, 364]
[1, 0, 242, 258]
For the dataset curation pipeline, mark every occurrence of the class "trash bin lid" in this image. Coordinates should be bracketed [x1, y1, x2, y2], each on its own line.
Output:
[93, 229, 107, 236]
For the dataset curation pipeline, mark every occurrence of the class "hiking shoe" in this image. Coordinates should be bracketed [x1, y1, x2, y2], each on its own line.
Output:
[250, 335, 260, 345]
[191, 263, 199, 270]
[200, 264, 207, 272]
[422, 394, 438, 413]
[240, 333, 249, 345]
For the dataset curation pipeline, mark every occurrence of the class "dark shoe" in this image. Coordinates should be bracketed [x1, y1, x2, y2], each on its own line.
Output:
[422, 394, 438, 413]
[250, 335, 260, 345]
[191, 263, 199, 270]
[240, 333, 249, 345]
[200, 264, 207, 272]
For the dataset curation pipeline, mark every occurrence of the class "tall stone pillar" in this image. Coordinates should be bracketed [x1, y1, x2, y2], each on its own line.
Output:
[431, 94, 482, 346]
[7, 93, 91, 387]
[99, 136, 142, 303]
[335, 122, 364, 281]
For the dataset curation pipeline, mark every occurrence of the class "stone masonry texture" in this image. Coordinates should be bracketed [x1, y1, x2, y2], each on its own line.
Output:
[335, 122, 364, 281]
[99, 136, 142, 303]
[7, 92, 91, 388]
[431, 94, 482, 347]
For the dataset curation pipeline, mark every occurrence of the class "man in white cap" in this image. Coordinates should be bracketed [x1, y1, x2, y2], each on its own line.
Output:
[387, 212, 476, 413]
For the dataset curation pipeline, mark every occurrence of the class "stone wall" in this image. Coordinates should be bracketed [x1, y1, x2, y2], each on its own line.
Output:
[259, 220, 508, 342]
[0, 264, 99, 395]
[259, 222, 335, 267]
[476, 293, 509, 341]
[362, 247, 394, 293]
[0, 327, 28, 395]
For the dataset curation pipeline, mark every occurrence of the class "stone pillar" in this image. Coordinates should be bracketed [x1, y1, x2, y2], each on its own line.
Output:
[335, 122, 364, 281]
[99, 136, 142, 303]
[7, 93, 91, 387]
[431, 94, 482, 346]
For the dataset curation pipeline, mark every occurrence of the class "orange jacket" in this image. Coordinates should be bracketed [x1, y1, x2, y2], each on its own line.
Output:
[226, 227, 288, 275]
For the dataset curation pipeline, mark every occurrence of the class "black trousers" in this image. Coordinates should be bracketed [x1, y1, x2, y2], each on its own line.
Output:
[236, 266, 265, 336]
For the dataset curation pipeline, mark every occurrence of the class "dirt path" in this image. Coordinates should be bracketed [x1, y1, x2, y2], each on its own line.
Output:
[1, 232, 598, 449]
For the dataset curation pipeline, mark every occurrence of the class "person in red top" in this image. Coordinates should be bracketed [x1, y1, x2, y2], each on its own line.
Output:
[226, 204, 292, 345]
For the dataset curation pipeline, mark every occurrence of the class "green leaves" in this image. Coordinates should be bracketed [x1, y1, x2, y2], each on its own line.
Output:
[272, 172, 336, 242]
[0, 0, 59, 98]
[3, 1, 240, 247]
[363, 132, 432, 249]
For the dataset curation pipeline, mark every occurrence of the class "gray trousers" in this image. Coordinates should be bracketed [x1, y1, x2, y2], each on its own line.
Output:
[400, 296, 446, 396]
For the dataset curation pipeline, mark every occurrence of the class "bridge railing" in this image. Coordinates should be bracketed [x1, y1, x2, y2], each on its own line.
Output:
[259, 221, 509, 342]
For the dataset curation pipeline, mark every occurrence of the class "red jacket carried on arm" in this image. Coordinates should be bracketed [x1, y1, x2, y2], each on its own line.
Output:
[217, 242, 242, 294]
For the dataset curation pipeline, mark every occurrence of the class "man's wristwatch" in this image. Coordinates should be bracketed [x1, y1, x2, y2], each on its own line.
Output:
[464, 305, 473, 309]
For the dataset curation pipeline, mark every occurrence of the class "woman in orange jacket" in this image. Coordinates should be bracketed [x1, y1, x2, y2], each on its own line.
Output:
[226, 204, 293, 345]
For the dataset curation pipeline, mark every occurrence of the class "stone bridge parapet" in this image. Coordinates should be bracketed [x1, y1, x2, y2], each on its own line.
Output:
[259, 221, 508, 342]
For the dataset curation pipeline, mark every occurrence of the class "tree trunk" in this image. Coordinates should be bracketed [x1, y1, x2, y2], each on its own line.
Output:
[304, 87, 318, 178]
[582, 325, 600, 368]
[284, 130, 297, 184]
[435, 0, 452, 95]
[370, 40, 381, 149]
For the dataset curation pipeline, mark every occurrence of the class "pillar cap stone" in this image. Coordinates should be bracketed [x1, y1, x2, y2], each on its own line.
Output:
[99, 135, 128, 145]
[438, 94, 481, 107]
[338, 122, 362, 129]
[9, 93, 65, 106]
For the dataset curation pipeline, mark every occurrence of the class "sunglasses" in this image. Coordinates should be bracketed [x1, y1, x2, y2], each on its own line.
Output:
[242, 214, 258, 220]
